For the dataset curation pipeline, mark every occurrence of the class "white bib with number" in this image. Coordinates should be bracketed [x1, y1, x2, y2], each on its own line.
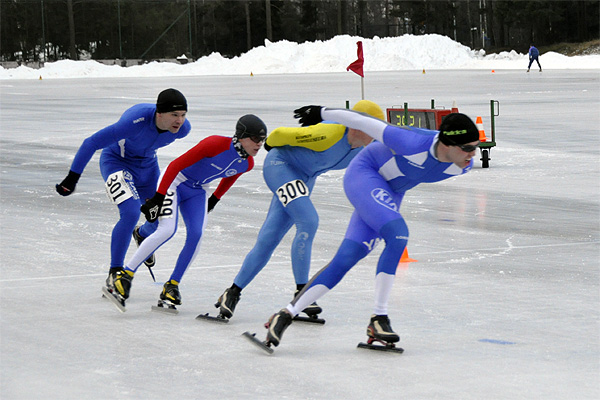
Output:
[158, 191, 176, 219]
[276, 179, 309, 206]
[105, 170, 138, 205]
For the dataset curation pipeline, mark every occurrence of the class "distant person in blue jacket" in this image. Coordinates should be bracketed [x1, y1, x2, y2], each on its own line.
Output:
[55, 88, 191, 289]
[528, 45, 542, 72]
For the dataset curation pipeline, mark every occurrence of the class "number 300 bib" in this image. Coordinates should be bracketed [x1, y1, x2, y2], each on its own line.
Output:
[276, 179, 309, 206]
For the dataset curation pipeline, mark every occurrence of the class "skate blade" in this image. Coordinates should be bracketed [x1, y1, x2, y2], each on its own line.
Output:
[242, 331, 273, 354]
[196, 313, 229, 323]
[293, 315, 326, 325]
[151, 301, 179, 315]
[101, 286, 126, 313]
[101, 286, 114, 299]
[357, 342, 404, 354]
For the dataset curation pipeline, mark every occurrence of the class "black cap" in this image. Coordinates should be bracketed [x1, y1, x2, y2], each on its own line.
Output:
[438, 113, 479, 146]
[156, 88, 187, 114]
[235, 114, 267, 139]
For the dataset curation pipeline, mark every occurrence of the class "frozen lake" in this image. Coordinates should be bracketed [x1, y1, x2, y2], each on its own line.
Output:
[1, 69, 599, 399]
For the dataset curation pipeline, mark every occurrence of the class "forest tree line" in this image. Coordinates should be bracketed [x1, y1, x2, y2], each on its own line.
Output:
[2, 0, 598, 63]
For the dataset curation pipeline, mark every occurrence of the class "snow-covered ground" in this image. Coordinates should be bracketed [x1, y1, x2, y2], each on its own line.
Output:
[1, 34, 598, 80]
[1, 34, 599, 399]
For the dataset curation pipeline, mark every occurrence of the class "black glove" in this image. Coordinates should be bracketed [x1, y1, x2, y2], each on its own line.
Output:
[56, 170, 81, 196]
[140, 192, 166, 222]
[207, 194, 220, 213]
[293, 105, 323, 126]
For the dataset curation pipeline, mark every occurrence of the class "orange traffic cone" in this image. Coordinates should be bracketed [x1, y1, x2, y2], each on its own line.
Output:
[476, 116, 487, 142]
[451, 100, 459, 113]
[399, 248, 417, 263]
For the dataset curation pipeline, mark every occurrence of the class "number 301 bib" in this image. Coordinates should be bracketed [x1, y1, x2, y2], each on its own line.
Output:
[105, 170, 139, 205]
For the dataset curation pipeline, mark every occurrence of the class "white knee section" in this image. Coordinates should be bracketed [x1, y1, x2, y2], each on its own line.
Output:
[126, 216, 177, 271]
[287, 284, 329, 316]
[373, 272, 395, 315]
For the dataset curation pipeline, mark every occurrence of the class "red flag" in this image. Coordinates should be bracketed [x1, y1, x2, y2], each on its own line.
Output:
[346, 41, 364, 77]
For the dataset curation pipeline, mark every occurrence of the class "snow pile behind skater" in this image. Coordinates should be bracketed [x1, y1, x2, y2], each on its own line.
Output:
[2, 34, 598, 80]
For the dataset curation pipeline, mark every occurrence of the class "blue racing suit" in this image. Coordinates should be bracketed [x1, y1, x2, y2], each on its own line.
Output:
[124, 136, 254, 285]
[232, 122, 363, 290]
[69, 103, 190, 268]
[288, 108, 473, 317]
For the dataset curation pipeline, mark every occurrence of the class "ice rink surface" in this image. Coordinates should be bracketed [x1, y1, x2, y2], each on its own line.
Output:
[1, 69, 599, 399]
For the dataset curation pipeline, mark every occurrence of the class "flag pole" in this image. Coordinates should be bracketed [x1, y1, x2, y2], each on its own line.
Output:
[361, 77, 364, 100]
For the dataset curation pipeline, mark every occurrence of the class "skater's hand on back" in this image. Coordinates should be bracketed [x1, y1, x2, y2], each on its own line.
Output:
[293, 105, 323, 126]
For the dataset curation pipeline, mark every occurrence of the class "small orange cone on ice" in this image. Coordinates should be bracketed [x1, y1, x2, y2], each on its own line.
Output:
[476, 116, 487, 142]
[399, 248, 416, 263]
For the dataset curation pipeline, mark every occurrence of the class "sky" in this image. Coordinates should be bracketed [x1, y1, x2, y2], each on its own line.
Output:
[1, 33, 598, 80]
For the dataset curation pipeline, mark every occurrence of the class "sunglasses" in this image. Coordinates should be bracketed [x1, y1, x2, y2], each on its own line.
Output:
[248, 135, 266, 144]
[241, 134, 266, 143]
[445, 137, 479, 152]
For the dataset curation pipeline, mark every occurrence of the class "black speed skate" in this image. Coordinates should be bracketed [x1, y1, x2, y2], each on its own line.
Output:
[265, 309, 293, 347]
[104, 267, 122, 294]
[243, 309, 292, 354]
[241, 309, 293, 354]
[161, 280, 181, 305]
[214, 285, 241, 319]
[358, 314, 404, 353]
[133, 226, 156, 280]
[196, 285, 241, 323]
[152, 280, 181, 314]
[102, 269, 134, 313]
[114, 269, 134, 298]
[367, 314, 399, 343]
